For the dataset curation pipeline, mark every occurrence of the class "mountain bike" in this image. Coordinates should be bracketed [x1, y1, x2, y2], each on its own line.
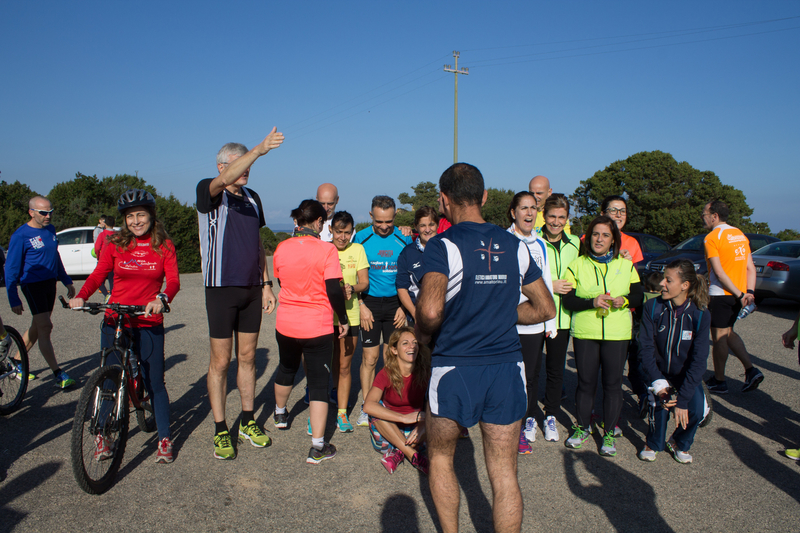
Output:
[60, 296, 166, 494]
[0, 326, 29, 415]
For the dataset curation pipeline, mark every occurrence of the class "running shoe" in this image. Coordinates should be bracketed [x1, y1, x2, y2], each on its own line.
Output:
[381, 448, 404, 473]
[156, 437, 174, 464]
[273, 410, 289, 429]
[213, 431, 236, 460]
[307, 443, 337, 464]
[56, 370, 75, 389]
[14, 362, 35, 381]
[742, 367, 764, 392]
[565, 426, 590, 449]
[518, 425, 532, 455]
[523, 417, 537, 442]
[94, 435, 113, 462]
[239, 421, 272, 448]
[304, 386, 310, 405]
[336, 411, 354, 433]
[0, 336, 11, 361]
[544, 416, 559, 442]
[667, 439, 692, 464]
[705, 376, 728, 394]
[356, 407, 369, 427]
[638, 447, 657, 462]
[785, 448, 800, 461]
[307, 418, 312, 436]
[411, 452, 429, 475]
[600, 434, 617, 457]
[590, 414, 622, 437]
[459, 427, 470, 439]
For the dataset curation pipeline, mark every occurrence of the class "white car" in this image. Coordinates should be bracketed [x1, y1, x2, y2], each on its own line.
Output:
[57, 226, 99, 276]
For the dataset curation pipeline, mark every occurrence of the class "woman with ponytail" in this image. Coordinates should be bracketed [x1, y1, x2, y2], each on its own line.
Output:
[637, 259, 711, 464]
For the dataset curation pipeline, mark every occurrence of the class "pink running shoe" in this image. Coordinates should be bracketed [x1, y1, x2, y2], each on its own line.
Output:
[381, 448, 404, 474]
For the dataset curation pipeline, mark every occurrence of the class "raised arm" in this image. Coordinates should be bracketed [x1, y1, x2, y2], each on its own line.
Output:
[208, 127, 285, 198]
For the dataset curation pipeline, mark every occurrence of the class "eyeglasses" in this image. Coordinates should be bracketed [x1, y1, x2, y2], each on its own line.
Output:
[32, 209, 54, 216]
[605, 207, 626, 215]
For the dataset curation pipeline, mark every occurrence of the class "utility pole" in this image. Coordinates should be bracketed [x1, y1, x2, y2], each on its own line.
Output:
[444, 51, 469, 164]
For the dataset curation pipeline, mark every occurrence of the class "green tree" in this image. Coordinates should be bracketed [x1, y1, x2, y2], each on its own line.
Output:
[156, 194, 200, 273]
[48, 173, 111, 230]
[398, 181, 439, 211]
[572, 151, 768, 245]
[0, 180, 40, 246]
[776, 228, 800, 241]
[481, 187, 515, 228]
[394, 208, 415, 228]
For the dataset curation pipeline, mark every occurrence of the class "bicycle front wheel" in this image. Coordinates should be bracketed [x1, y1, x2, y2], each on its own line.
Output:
[71, 365, 129, 495]
[0, 326, 29, 415]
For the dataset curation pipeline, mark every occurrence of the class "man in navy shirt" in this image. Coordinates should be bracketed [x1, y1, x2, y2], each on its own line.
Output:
[196, 128, 283, 460]
[352, 195, 411, 426]
[416, 163, 555, 533]
[5, 196, 76, 388]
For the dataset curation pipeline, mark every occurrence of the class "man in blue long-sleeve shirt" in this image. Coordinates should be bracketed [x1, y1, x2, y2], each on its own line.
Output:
[5, 196, 76, 388]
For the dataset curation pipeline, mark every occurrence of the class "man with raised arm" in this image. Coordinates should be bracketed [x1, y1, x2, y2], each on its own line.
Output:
[417, 163, 556, 533]
[5, 196, 76, 388]
[196, 127, 283, 460]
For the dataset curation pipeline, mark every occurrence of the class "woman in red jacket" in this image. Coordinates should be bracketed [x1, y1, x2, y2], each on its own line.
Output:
[70, 189, 180, 464]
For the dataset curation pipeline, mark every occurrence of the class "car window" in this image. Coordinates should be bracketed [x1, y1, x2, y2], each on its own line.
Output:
[58, 230, 85, 245]
[644, 236, 670, 254]
[747, 236, 772, 252]
[753, 243, 800, 258]
[675, 235, 705, 251]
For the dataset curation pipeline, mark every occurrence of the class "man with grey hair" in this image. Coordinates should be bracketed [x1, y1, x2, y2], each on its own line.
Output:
[528, 175, 571, 235]
[352, 195, 411, 426]
[5, 196, 76, 388]
[196, 127, 284, 460]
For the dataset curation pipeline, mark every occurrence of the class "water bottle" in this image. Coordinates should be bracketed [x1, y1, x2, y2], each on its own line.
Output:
[737, 303, 756, 320]
[597, 292, 611, 318]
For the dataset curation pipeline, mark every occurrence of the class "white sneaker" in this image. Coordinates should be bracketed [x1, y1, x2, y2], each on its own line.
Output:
[523, 417, 537, 442]
[544, 416, 559, 442]
[667, 439, 693, 464]
[356, 407, 369, 427]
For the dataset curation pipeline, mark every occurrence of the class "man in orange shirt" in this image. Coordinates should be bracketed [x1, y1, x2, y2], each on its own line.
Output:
[702, 200, 763, 394]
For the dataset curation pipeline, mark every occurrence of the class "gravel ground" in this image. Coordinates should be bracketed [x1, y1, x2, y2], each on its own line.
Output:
[1, 269, 799, 533]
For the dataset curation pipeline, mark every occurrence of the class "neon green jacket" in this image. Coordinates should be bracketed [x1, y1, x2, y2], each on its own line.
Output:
[542, 233, 581, 330]
[564, 255, 640, 340]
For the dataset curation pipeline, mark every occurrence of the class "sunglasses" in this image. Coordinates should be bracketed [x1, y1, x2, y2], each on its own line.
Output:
[32, 209, 54, 216]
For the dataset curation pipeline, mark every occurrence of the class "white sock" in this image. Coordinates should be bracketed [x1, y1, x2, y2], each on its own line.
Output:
[275, 406, 287, 414]
[311, 437, 325, 450]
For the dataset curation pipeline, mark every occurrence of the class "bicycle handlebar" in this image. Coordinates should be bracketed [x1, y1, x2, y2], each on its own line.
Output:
[59, 296, 147, 316]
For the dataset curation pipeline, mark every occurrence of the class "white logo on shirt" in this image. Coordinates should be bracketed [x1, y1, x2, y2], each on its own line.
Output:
[29, 236, 44, 249]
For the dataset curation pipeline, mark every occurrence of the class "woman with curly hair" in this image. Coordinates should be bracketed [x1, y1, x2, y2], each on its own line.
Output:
[363, 326, 430, 474]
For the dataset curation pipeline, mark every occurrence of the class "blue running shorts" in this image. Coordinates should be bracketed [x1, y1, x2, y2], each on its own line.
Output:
[428, 361, 527, 427]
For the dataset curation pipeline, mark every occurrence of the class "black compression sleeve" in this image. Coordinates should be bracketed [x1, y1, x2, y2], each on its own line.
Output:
[562, 289, 595, 312]
[325, 279, 349, 326]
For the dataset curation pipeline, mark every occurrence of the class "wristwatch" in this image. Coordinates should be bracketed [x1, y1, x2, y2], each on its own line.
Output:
[157, 293, 169, 309]
[262, 280, 273, 287]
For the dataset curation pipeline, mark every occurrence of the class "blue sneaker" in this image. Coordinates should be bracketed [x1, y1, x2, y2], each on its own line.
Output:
[307, 418, 312, 436]
[56, 370, 75, 389]
[15, 363, 35, 381]
[336, 411, 354, 433]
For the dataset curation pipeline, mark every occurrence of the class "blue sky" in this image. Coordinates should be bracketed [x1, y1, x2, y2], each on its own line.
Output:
[2, 1, 798, 233]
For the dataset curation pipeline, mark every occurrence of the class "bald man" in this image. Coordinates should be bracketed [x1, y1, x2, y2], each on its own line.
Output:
[316, 183, 340, 242]
[528, 175, 571, 235]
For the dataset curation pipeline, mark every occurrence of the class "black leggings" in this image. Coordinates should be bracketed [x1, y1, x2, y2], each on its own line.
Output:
[520, 333, 545, 420]
[573, 338, 629, 431]
[275, 331, 333, 402]
[542, 329, 571, 417]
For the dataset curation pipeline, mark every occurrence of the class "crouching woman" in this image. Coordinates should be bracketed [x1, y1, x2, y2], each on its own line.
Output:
[638, 259, 711, 464]
[363, 327, 430, 474]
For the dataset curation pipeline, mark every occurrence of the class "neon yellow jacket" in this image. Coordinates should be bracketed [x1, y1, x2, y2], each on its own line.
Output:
[563, 255, 640, 340]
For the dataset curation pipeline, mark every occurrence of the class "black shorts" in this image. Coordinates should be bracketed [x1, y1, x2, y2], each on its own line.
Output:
[21, 278, 57, 315]
[274, 331, 333, 402]
[709, 295, 742, 329]
[205, 286, 263, 338]
[343, 325, 360, 338]
[360, 295, 400, 348]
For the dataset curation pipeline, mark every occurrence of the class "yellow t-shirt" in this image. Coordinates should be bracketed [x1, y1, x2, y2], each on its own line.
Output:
[704, 224, 751, 296]
[336, 243, 369, 326]
[535, 210, 571, 235]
